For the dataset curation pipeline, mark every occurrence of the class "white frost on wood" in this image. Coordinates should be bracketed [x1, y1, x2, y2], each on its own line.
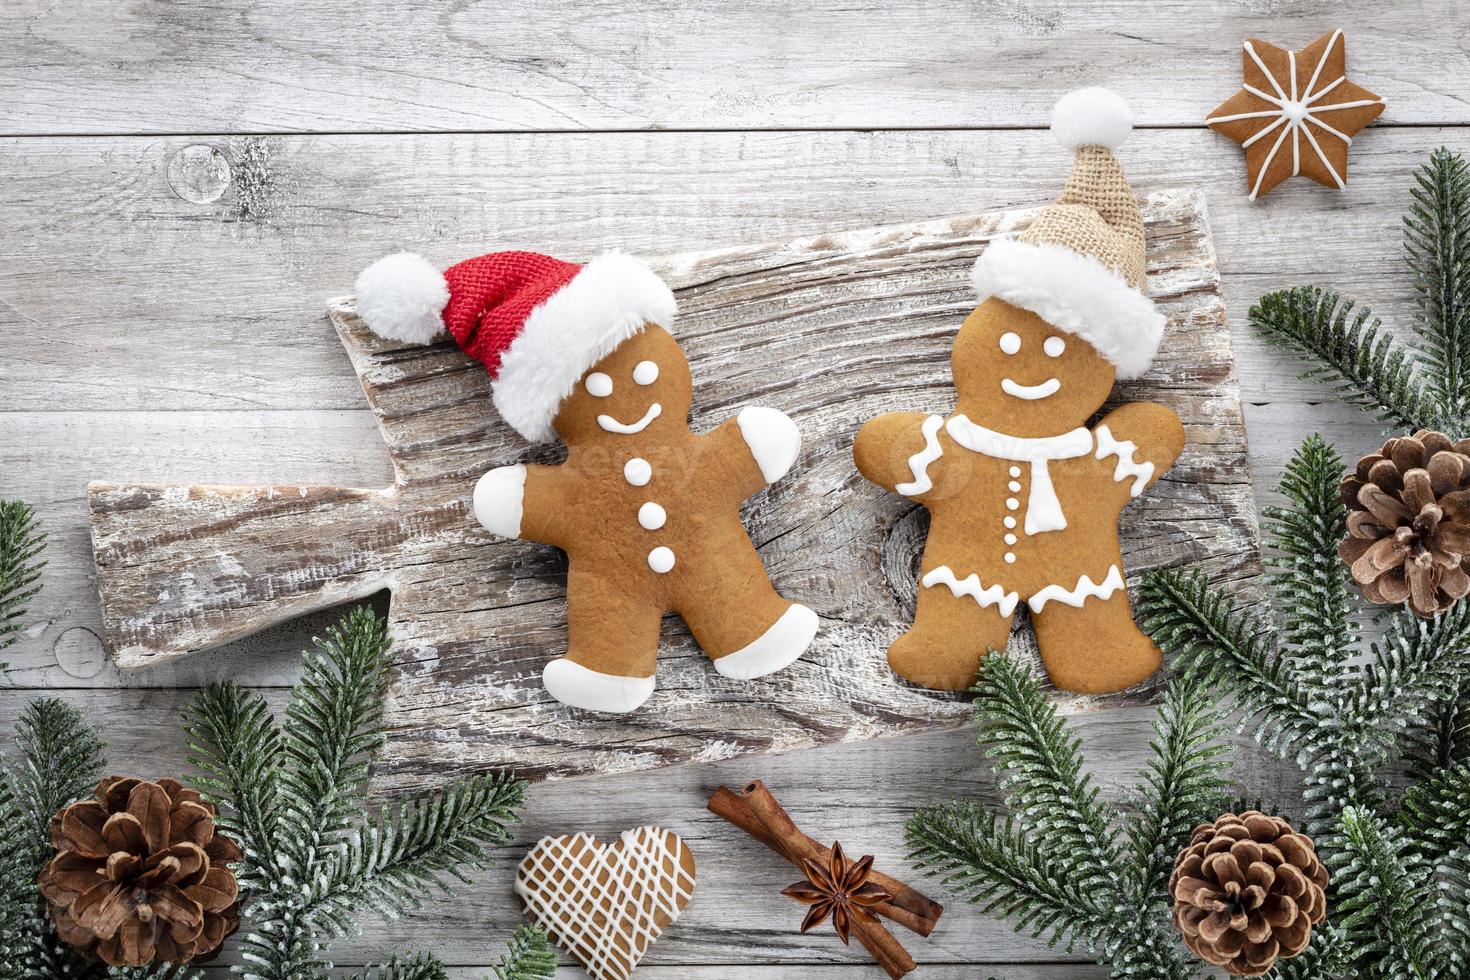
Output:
[87, 189, 1255, 783]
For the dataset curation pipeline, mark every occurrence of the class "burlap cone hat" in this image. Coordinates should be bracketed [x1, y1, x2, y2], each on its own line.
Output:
[971, 87, 1165, 379]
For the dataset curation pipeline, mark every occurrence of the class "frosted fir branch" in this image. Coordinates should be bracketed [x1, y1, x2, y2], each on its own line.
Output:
[1261, 434, 1358, 692]
[1431, 846, 1470, 976]
[302, 771, 525, 938]
[277, 608, 395, 893]
[1122, 673, 1233, 908]
[1399, 761, 1470, 866]
[1250, 287, 1440, 433]
[1136, 570, 1320, 758]
[0, 499, 46, 655]
[1350, 602, 1470, 741]
[906, 801, 1113, 955]
[343, 953, 447, 980]
[491, 925, 557, 980]
[1402, 672, 1470, 784]
[1405, 147, 1470, 430]
[969, 652, 1119, 896]
[184, 683, 287, 898]
[1333, 807, 1444, 980]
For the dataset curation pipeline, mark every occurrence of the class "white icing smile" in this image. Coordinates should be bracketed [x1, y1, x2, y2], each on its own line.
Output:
[1001, 377, 1061, 400]
[597, 403, 662, 434]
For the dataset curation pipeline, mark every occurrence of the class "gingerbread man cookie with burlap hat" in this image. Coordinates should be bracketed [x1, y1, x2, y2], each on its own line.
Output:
[353, 249, 818, 713]
[854, 88, 1184, 695]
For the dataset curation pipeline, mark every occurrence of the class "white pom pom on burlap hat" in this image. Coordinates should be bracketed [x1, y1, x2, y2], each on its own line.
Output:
[970, 87, 1166, 380]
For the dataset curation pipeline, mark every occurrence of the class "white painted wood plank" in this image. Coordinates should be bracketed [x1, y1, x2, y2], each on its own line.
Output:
[0, 129, 1445, 415]
[0, 0, 1459, 133]
[0, 689, 1291, 968]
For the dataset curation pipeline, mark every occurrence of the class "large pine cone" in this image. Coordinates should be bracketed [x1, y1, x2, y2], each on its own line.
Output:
[1339, 429, 1470, 617]
[1169, 811, 1328, 977]
[38, 776, 242, 966]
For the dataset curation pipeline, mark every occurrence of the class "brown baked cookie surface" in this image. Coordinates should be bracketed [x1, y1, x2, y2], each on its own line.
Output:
[855, 89, 1184, 695]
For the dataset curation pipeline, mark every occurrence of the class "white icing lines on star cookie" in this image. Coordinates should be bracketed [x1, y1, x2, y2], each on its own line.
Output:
[1206, 29, 1385, 199]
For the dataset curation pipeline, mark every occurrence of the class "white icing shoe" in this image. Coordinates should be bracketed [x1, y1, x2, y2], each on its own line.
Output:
[543, 657, 656, 713]
[713, 603, 819, 680]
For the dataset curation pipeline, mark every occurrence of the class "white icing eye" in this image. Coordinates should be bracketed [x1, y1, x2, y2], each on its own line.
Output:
[585, 372, 613, 397]
[1044, 336, 1066, 358]
[999, 332, 1021, 355]
[632, 360, 659, 385]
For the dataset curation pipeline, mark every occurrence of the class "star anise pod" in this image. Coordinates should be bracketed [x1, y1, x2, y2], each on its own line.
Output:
[781, 842, 892, 944]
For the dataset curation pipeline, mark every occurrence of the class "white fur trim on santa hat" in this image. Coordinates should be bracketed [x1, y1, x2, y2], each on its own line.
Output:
[492, 252, 676, 443]
[354, 251, 450, 345]
[1051, 87, 1133, 151]
[971, 238, 1165, 380]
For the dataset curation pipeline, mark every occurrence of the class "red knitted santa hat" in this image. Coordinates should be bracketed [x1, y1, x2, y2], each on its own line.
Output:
[353, 250, 676, 443]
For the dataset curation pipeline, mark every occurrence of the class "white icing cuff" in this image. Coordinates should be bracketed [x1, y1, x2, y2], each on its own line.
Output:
[542, 657, 656, 713]
[713, 603, 818, 680]
[736, 406, 801, 484]
[1094, 424, 1155, 497]
[473, 465, 527, 538]
[896, 414, 945, 497]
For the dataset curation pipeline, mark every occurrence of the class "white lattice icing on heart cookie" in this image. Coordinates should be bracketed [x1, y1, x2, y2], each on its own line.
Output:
[515, 825, 696, 980]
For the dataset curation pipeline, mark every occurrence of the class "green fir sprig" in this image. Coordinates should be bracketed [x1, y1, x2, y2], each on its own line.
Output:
[184, 606, 534, 980]
[1249, 147, 1470, 437]
[906, 655, 1231, 979]
[0, 499, 46, 658]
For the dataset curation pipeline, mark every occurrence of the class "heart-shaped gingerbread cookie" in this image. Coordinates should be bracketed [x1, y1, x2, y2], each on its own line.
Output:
[515, 825, 696, 980]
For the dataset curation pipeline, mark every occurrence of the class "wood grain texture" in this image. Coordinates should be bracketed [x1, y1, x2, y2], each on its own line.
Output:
[0, 128, 1440, 415]
[2, 0, 1463, 133]
[0, 398, 1378, 690]
[86, 189, 1254, 785]
[5, 0, 1461, 971]
[0, 690, 1295, 971]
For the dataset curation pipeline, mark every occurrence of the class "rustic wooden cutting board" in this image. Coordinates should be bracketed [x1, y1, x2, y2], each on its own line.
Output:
[88, 187, 1254, 787]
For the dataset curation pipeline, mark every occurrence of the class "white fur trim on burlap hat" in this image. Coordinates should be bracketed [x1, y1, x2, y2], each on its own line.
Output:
[969, 87, 1165, 379]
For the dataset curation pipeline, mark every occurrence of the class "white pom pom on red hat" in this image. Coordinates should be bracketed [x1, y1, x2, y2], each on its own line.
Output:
[354, 251, 450, 345]
[1050, 87, 1133, 151]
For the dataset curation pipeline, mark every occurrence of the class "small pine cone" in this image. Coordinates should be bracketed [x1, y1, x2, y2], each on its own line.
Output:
[38, 776, 242, 967]
[1339, 429, 1470, 617]
[1169, 811, 1328, 977]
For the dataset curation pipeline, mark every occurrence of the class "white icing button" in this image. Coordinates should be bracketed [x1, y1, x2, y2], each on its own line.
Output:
[1004, 516, 1017, 529]
[633, 360, 659, 385]
[638, 501, 667, 530]
[1004, 533, 1017, 545]
[1006, 498, 1019, 511]
[1004, 552, 1016, 564]
[624, 457, 652, 486]
[1044, 336, 1066, 358]
[648, 546, 676, 574]
[1008, 480, 1022, 492]
[999, 331, 1021, 355]
[585, 372, 613, 397]
[1009, 466, 1021, 478]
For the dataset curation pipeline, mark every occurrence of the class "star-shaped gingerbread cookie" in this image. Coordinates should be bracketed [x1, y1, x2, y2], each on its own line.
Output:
[1207, 30, 1384, 200]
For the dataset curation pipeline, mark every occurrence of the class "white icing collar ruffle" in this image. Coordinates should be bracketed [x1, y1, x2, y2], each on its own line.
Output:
[945, 414, 1092, 535]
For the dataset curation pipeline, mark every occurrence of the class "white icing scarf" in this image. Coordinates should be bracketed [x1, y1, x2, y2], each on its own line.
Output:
[945, 414, 1092, 535]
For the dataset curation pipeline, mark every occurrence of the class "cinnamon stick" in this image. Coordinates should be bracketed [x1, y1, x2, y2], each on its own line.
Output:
[706, 785, 943, 936]
[735, 780, 918, 980]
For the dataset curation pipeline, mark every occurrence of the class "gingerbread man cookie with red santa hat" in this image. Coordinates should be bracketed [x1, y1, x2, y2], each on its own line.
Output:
[854, 88, 1184, 695]
[353, 249, 818, 712]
